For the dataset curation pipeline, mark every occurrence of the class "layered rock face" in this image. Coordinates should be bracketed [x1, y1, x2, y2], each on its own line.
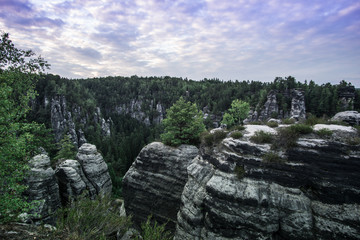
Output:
[175, 127, 360, 239]
[122, 142, 199, 230]
[55, 143, 112, 204]
[24, 154, 61, 223]
[290, 89, 306, 120]
[332, 111, 360, 126]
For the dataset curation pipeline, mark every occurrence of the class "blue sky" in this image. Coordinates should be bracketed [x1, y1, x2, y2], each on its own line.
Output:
[1, 0, 359, 86]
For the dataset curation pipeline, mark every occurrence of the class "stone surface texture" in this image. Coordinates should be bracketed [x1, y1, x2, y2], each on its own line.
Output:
[122, 142, 199, 230]
[332, 111, 360, 126]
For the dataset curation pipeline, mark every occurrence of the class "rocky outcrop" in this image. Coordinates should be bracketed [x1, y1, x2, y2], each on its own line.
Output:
[332, 111, 360, 126]
[338, 85, 355, 110]
[175, 125, 360, 239]
[122, 142, 199, 230]
[55, 143, 112, 204]
[258, 90, 279, 120]
[24, 154, 61, 223]
[291, 89, 306, 120]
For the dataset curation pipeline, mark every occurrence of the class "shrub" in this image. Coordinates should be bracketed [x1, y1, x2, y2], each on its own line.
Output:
[230, 131, 243, 139]
[234, 166, 245, 179]
[266, 121, 279, 128]
[305, 114, 326, 126]
[230, 125, 245, 131]
[135, 216, 172, 240]
[247, 121, 264, 125]
[346, 137, 360, 145]
[316, 128, 333, 138]
[250, 130, 274, 144]
[289, 124, 313, 134]
[262, 152, 285, 163]
[282, 118, 296, 124]
[221, 99, 250, 128]
[201, 130, 227, 147]
[272, 127, 299, 149]
[54, 194, 131, 240]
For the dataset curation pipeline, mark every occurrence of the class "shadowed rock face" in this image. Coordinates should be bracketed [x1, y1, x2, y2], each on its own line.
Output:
[175, 132, 360, 240]
[332, 111, 360, 126]
[55, 143, 112, 204]
[24, 154, 61, 223]
[122, 142, 199, 230]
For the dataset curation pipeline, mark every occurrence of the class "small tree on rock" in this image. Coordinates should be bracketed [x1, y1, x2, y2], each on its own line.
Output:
[161, 97, 205, 146]
[221, 99, 250, 128]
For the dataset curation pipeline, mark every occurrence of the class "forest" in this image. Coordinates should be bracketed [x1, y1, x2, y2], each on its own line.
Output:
[27, 74, 360, 196]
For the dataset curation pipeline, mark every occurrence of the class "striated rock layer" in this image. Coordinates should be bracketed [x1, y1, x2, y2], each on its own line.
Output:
[175, 132, 360, 240]
[122, 142, 199, 230]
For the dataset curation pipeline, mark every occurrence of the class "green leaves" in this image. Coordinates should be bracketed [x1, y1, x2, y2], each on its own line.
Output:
[161, 97, 205, 146]
[221, 99, 250, 128]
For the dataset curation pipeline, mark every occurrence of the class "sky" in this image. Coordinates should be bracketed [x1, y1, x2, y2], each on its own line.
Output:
[1, 0, 360, 87]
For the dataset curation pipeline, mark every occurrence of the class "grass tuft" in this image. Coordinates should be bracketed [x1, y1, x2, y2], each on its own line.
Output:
[250, 130, 274, 144]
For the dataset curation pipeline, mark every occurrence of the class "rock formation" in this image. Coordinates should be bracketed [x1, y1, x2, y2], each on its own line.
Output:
[55, 143, 112, 204]
[337, 85, 355, 110]
[175, 125, 360, 239]
[332, 111, 360, 126]
[290, 89, 306, 120]
[24, 154, 61, 223]
[122, 142, 199, 230]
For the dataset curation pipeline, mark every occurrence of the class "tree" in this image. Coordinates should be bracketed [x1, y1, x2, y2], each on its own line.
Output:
[221, 99, 250, 127]
[161, 97, 205, 146]
[0, 32, 50, 223]
[54, 135, 77, 162]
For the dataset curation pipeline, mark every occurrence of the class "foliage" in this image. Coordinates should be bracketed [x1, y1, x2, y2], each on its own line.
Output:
[316, 128, 333, 138]
[289, 124, 313, 134]
[221, 99, 250, 128]
[230, 131, 243, 139]
[262, 152, 284, 163]
[135, 215, 172, 240]
[201, 130, 227, 147]
[54, 195, 131, 240]
[282, 118, 296, 124]
[266, 121, 279, 128]
[230, 125, 245, 131]
[250, 130, 274, 144]
[0, 32, 50, 223]
[272, 127, 299, 149]
[54, 135, 77, 162]
[161, 97, 205, 146]
[234, 165, 245, 179]
[345, 137, 360, 146]
[305, 114, 327, 126]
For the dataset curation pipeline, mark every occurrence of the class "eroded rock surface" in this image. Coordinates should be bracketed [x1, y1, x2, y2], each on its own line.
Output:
[24, 154, 61, 223]
[122, 142, 199, 230]
[332, 111, 360, 126]
[175, 130, 360, 239]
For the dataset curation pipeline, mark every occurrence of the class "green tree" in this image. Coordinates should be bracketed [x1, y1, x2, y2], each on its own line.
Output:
[54, 135, 77, 161]
[221, 99, 250, 127]
[0, 32, 49, 223]
[161, 97, 205, 146]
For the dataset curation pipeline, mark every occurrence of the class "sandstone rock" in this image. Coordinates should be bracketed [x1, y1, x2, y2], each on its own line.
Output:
[259, 90, 279, 120]
[55, 144, 112, 204]
[24, 154, 61, 223]
[122, 142, 199, 231]
[332, 111, 360, 126]
[290, 89, 306, 120]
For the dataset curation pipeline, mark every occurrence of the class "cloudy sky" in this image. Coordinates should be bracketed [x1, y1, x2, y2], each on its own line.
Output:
[1, 0, 359, 86]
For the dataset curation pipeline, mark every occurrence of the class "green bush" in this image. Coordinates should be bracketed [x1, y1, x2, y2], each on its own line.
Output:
[266, 121, 279, 128]
[272, 127, 299, 149]
[289, 124, 313, 134]
[234, 166, 245, 179]
[135, 216, 172, 240]
[316, 128, 333, 138]
[305, 114, 326, 125]
[54, 195, 131, 240]
[230, 131, 243, 139]
[346, 137, 360, 145]
[282, 118, 296, 124]
[250, 130, 274, 144]
[247, 121, 264, 125]
[262, 152, 285, 163]
[201, 130, 227, 146]
[230, 125, 245, 131]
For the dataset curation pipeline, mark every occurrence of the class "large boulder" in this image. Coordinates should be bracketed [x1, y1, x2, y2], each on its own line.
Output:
[122, 142, 199, 230]
[24, 154, 61, 223]
[332, 111, 360, 126]
[175, 127, 360, 239]
[55, 143, 112, 204]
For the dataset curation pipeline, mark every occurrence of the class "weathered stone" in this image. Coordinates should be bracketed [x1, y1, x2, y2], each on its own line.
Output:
[24, 154, 61, 223]
[332, 111, 360, 126]
[290, 89, 306, 120]
[122, 142, 199, 231]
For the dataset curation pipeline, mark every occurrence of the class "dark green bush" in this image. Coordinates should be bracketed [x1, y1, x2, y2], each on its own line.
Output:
[250, 130, 274, 144]
[54, 195, 131, 240]
[135, 216, 172, 240]
[247, 121, 264, 125]
[201, 130, 227, 146]
[230, 125, 245, 131]
[289, 124, 313, 134]
[305, 114, 326, 125]
[346, 137, 360, 145]
[234, 165, 245, 179]
[266, 121, 279, 128]
[282, 118, 296, 124]
[262, 152, 285, 163]
[272, 127, 299, 149]
[316, 128, 333, 138]
[230, 131, 243, 139]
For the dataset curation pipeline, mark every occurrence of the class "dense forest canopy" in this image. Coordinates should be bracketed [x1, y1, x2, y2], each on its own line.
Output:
[27, 74, 360, 196]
